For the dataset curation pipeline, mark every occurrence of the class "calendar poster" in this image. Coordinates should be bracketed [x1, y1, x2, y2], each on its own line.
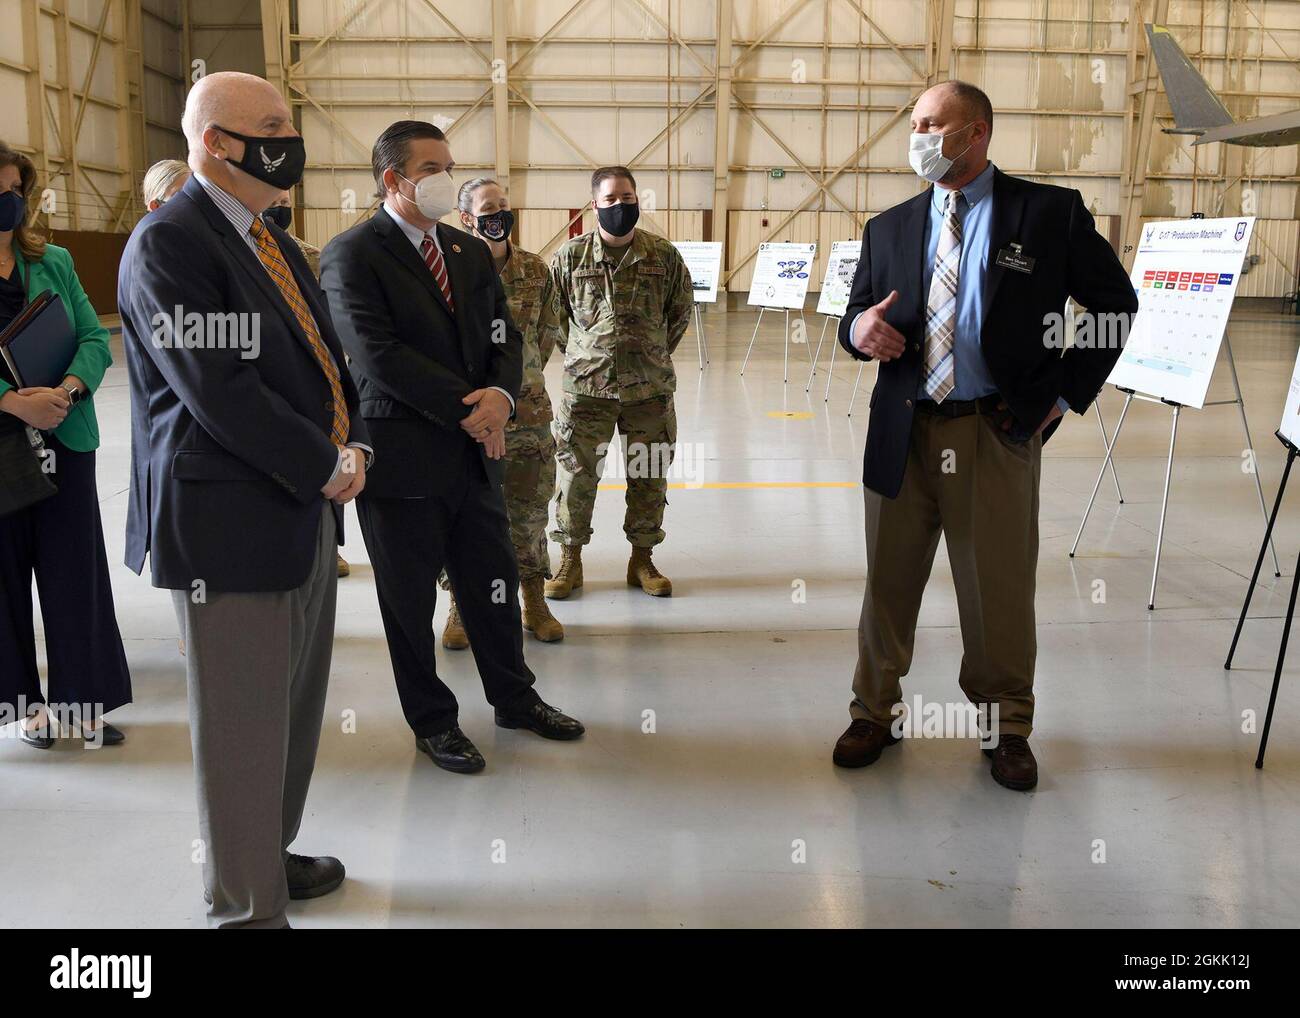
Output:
[747, 242, 816, 310]
[815, 240, 861, 318]
[1107, 216, 1254, 409]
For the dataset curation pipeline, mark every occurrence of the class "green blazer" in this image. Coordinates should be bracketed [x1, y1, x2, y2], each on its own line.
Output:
[0, 243, 111, 452]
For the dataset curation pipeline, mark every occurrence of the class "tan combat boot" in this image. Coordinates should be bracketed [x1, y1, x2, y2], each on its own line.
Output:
[545, 546, 583, 599]
[628, 546, 672, 597]
[441, 594, 469, 650]
[521, 577, 565, 642]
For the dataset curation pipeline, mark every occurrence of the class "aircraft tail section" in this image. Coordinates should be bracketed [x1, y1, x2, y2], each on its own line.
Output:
[1146, 24, 1235, 133]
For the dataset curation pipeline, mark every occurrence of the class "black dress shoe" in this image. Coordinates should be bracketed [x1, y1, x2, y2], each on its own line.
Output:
[18, 724, 54, 749]
[79, 721, 125, 746]
[495, 700, 585, 741]
[286, 854, 345, 900]
[203, 854, 346, 906]
[416, 727, 486, 773]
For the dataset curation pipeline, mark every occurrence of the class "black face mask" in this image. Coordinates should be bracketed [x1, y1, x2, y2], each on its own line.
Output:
[262, 205, 293, 230]
[474, 209, 514, 243]
[597, 201, 639, 237]
[215, 125, 306, 190]
[0, 191, 24, 233]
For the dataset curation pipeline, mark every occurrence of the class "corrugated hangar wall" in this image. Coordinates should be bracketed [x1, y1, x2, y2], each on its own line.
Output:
[2, 0, 1299, 297]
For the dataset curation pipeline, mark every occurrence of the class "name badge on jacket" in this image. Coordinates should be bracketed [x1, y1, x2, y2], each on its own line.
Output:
[995, 242, 1035, 274]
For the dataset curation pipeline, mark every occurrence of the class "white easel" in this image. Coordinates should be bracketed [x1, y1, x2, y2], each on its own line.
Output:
[804, 315, 840, 395]
[692, 302, 709, 370]
[803, 240, 860, 397]
[742, 241, 816, 380]
[1070, 333, 1280, 609]
[740, 307, 810, 382]
[672, 241, 722, 373]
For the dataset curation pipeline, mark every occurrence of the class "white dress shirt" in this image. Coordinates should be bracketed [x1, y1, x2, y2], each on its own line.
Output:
[382, 198, 515, 414]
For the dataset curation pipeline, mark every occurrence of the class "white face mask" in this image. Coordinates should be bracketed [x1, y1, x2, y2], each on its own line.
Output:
[908, 123, 974, 183]
[397, 170, 456, 220]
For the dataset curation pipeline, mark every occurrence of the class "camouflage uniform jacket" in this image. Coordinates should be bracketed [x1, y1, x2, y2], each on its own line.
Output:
[550, 228, 693, 402]
[292, 234, 322, 280]
[501, 246, 562, 429]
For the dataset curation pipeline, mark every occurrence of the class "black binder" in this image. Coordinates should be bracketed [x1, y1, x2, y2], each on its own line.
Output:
[0, 289, 77, 389]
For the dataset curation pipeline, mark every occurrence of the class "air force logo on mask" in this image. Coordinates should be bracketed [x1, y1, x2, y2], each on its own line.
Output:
[260, 147, 286, 173]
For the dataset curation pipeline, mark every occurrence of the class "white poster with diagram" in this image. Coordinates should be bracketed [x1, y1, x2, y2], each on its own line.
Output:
[673, 241, 723, 304]
[1107, 216, 1254, 409]
[747, 242, 816, 310]
[1280, 347, 1300, 450]
[815, 240, 861, 318]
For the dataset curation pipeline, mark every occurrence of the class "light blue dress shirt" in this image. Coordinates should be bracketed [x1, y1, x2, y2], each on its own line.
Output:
[850, 161, 1068, 417]
[917, 161, 997, 401]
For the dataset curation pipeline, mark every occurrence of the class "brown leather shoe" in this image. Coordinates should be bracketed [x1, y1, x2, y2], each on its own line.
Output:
[984, 734, 1038, 790]
[832, 718, 900, 768]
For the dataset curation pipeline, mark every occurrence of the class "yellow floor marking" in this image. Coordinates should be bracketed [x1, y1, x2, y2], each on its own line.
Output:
[596, 481, 858, 491]
[766, 410, 815, 419]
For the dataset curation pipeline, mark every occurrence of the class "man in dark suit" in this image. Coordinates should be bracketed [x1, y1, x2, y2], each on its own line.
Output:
[832, 81, 1138, 790]
[321, 121, 584, 775]
[119, 71, 370, 927]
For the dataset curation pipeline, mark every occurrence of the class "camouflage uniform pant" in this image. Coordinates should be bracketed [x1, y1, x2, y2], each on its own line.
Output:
[551, 392, 676, 548]
[440, 422, 556, 589]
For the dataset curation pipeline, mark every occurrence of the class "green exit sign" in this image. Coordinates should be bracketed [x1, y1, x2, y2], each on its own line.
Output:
[769, 168, 785, 179]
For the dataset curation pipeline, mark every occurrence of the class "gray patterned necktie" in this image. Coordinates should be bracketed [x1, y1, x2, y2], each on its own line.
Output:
[923, 189, 965, 402]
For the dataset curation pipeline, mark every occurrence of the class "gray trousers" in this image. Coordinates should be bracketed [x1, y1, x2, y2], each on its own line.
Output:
[173, 505, 337, 929]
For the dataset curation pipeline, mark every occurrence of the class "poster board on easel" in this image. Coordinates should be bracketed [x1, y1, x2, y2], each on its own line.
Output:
[747, 242, 815, 310]
[671, 241, 722, 370]
[1073, 215, 1277, 608]
[1106, 216, 1254, 408]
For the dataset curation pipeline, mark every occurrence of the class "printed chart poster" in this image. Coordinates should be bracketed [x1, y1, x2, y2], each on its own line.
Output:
[1107, 215, 1254, 409]
[1280, 347, 1300, 449]
[816, 240, 861, 318]
[748, 242, 817, 310]
[673, 241, 723, 303]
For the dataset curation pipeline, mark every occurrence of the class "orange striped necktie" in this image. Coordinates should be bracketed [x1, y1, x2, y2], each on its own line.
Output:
[249, 217, 350, 447]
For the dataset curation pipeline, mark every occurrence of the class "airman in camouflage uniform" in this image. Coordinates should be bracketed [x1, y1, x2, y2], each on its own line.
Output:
[441, 178, 566, 648]
[546, 166, 694, 598]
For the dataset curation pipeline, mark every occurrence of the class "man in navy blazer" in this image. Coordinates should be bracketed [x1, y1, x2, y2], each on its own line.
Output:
[831, 81, 1137, 790]
[321, 120, 584, 776]
[119, 71, 369, 928]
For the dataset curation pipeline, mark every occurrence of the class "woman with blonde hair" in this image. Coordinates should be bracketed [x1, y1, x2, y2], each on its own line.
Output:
[141, 158, 190, 212]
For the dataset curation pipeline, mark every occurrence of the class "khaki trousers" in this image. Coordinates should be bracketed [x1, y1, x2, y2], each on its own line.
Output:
[850, 408, 1041, 737]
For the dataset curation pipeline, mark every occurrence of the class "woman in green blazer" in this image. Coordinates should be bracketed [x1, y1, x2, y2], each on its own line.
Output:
[0, 141, 132, 748]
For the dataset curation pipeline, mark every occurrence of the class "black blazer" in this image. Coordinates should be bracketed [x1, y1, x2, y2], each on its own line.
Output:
[119, 175, 369, 592]
[838, 168, 1139, 498]
[320, 207, 523, 497]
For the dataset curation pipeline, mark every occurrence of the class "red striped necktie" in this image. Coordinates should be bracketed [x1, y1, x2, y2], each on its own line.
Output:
[421, 233, 455, 313]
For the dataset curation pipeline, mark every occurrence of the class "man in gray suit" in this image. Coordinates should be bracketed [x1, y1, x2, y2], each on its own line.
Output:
[119, 72, 370, 928]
